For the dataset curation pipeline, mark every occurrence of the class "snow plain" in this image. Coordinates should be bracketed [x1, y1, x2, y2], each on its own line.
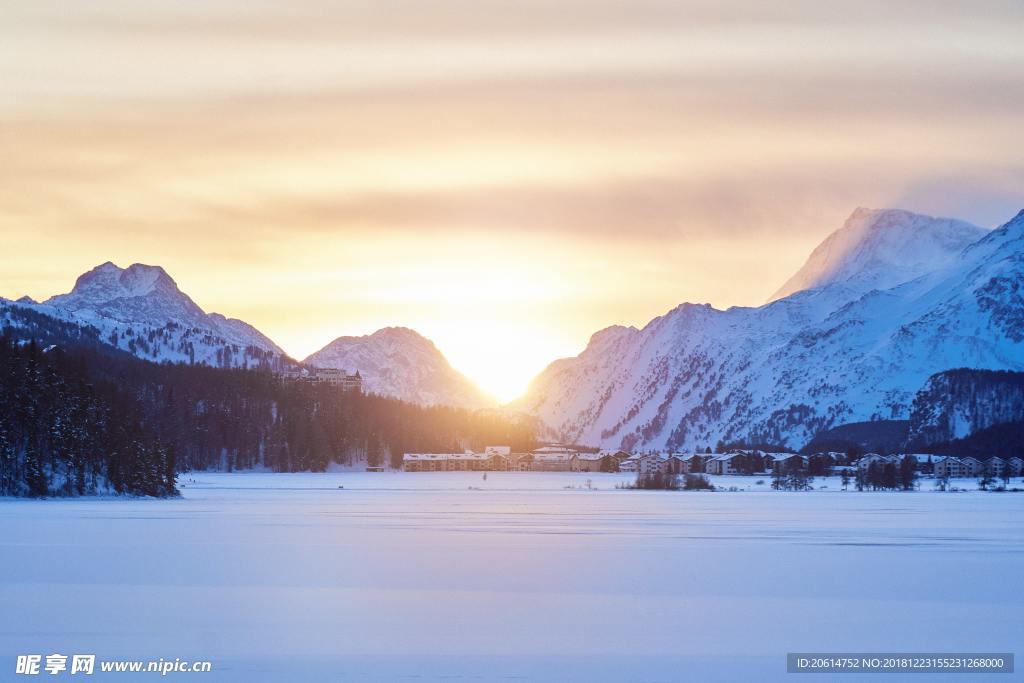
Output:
[2, 472, 1022, 682]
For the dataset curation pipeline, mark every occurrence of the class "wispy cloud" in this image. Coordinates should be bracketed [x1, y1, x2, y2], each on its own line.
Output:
[1, 0, 1021, 398]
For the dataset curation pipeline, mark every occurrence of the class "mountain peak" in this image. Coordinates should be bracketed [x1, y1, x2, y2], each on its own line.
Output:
[522, 206, 1024, 453]
[45, 261, 200, 323]
[60, 261, 178, 301]
[16, 260, 286, 368]
[769, 207, 987, 301]
[121, 262, 176, 292]
[305, 327, 492, 409]
[372, 326, 430, 342]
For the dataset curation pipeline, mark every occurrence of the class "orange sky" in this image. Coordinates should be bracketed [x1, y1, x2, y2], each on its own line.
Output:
[1, 1, 1022, 401]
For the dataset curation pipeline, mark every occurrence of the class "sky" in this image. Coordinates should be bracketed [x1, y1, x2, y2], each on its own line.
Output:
[1, 1, 1022, 402]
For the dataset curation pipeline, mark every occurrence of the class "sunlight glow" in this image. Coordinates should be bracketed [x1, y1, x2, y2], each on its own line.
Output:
[3, 1, 1021, 403]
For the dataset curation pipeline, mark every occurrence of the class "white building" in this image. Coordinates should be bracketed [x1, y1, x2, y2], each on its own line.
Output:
[933, 456, 987, 479]
[855, 453, 898, 471]
[985, 457, 1008, 477]
[286, 367, 363, 391]
[960, 457, 984, 477]
[532, 446, 577, 471]
[404, 447, 513, 472]
[618, 457, 639, 472]
[637, 453, 669, 475]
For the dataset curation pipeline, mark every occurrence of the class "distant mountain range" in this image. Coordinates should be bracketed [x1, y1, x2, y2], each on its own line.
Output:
[3, 205, 1023, 441]
[1, 262, 489, 409]
[519, 207, 1024, 451]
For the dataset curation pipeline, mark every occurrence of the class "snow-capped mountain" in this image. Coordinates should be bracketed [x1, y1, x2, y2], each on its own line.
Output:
[769, 208, 985, 301]
[2, 261, 287, 369]
[2, 262, 492, 409]
[520, 207, 1024, 451]
[305, 327, 492, 409]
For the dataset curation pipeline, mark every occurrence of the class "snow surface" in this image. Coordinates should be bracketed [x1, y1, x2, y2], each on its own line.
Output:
[2, 472, 1022, 682]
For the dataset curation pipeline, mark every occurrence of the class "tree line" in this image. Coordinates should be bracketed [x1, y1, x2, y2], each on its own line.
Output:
[0, 329, 537, 497]
[0, 337, 176, 497]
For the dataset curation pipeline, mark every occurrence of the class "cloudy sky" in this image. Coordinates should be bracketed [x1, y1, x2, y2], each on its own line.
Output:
[2, 0, 1022, 400]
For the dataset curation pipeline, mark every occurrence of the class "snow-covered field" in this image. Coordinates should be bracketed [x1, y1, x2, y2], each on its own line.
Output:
[2, 472, 1022, 682]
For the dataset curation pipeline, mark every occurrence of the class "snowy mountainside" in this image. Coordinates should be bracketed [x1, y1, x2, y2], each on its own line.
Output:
[907, 371, 1024, 446]
[769, 208, 985, 302]
[521, 207, 1024, 451]
[3, 262, 288, 369]
[304, 327, 493, 409]
[3, 262, 493, 408]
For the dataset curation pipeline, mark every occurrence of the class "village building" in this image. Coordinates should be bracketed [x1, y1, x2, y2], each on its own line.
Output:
[933, 456, 960, 478]
[854, 453, 899, 471]
[403, 453, 458, 472]
[283, 366, 362, 391]
[681, 453, 707, 474]
[705, 452, 744, 475]
[1007, 457, 1024, 476]
[618, 456, 639, 472]
[531, 446, 578, 471]
[768, 453, 806, 473]
[572, 452, 614, 472]
[403, 447, 510, 472]
[959, 456, 984, 477]
[532, 453, 574, 471]
[666, 454, 689, 474]
[601, 450, 633, 464]
[509, 453, 534, 471]
[985, 457, 1008, 477]
[635, 453, 669, 476]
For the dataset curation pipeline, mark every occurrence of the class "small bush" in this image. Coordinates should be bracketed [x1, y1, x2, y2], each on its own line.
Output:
[683, 474, 714, 491]
[631, 472, 682, 490]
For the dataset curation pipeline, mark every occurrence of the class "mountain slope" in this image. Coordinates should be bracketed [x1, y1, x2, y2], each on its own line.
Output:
[521, 207, 1024, 451]
[305, 327, 493, 409]
[4, 262, 493, 409]
[769, 208, 986, 301]
[906, 369, 1024, 446]
[3, 262, 287, 369]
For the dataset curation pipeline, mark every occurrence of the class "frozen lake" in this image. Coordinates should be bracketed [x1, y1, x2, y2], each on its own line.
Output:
[2, 471, 1022, 681]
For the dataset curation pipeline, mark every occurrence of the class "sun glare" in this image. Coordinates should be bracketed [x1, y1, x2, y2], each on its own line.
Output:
[436, 327, 572, 404]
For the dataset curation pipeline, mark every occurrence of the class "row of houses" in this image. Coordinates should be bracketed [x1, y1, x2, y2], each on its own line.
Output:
[402, 446, 1024, 478]
[402, 448, 812, 474]
[855, 453, 1024, 478]
[933, 455, 1023, 478]
[403, 446, 629, 472]
[618, 451, 820, 475]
